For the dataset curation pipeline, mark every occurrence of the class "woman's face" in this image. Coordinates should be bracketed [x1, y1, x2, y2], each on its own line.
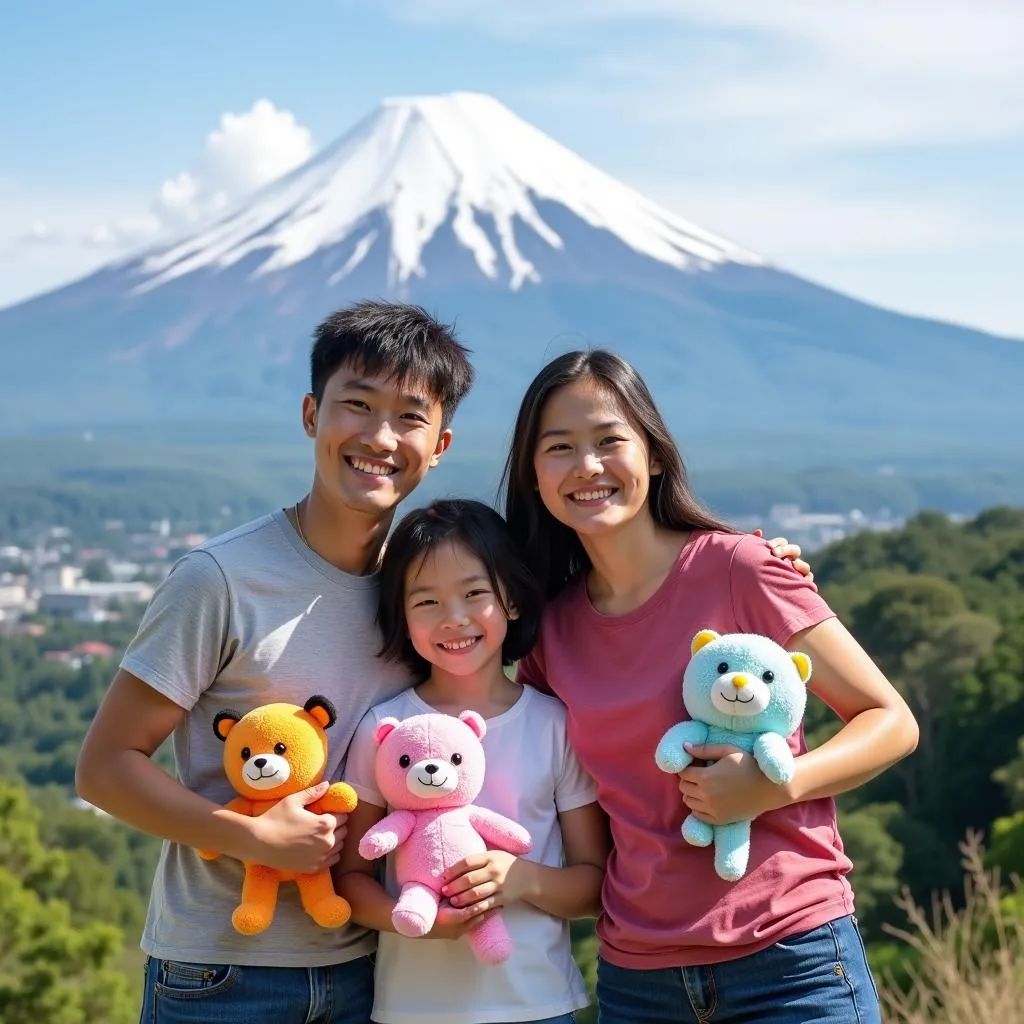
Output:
[532, 378, 661, 538]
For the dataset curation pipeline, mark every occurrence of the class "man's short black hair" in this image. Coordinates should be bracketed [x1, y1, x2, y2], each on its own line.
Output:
[310, 301, 474, 428]
[377, 499, 542, 681]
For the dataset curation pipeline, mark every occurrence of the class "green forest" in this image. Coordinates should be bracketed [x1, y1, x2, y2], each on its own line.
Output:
[2, 508, 1023, 1022]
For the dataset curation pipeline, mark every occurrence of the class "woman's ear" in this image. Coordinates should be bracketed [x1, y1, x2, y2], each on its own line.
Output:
[507, 604, 520, 621]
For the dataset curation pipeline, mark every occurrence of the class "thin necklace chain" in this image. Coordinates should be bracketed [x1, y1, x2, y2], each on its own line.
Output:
[292, 501, 310, 548]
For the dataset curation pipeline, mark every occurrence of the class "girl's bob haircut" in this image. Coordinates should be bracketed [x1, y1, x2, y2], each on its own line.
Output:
[377, 498, 543, 681]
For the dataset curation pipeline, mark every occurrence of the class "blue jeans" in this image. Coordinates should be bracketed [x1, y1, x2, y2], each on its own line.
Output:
[140, 954, 375, 1024]
[596, 915, 880, 1024]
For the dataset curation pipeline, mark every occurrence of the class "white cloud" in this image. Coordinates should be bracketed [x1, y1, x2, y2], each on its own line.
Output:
[88, 98, 314, 243]
[20, 220, 62, 245]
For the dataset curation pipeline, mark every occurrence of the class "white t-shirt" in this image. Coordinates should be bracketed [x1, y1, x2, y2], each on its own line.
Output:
[345, 685, 597, 1024]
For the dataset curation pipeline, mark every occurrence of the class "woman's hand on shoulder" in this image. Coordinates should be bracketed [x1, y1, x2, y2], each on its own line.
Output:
[752, 528, 812, 580]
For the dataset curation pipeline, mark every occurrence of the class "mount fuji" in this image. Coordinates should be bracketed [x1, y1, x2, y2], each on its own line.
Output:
[1, 91, 1022, 464]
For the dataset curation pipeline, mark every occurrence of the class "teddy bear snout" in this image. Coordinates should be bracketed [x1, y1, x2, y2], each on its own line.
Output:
[242, 752, 292, 790]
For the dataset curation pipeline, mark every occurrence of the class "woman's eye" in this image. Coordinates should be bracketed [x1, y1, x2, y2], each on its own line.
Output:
[717, 662, 729, 674]
[399, 754, 411, 768]
[466, 589, 489, 599]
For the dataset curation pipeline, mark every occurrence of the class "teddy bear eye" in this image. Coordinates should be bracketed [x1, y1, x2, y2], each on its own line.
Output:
[450, 753, 463, 766]
[717, 662, 729, 674]
[761, 670, 775, 683]
[274, 743, 287, 755]
[240, 747, 251, 760]
[399, 754, 411, 768]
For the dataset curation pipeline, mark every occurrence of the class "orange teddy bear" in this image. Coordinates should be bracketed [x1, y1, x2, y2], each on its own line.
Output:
[200, 695, 358, 935]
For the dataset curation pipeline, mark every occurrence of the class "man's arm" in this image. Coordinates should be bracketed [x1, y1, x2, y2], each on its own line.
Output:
[76, 670, 344, 875]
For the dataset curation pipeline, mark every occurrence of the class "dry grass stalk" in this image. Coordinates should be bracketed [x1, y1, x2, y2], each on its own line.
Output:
[879, 831, 1023, 1023]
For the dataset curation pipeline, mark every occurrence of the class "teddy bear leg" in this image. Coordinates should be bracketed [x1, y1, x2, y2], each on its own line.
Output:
[681, 813, 714, 848]
[232, 864, 280, 935]
[465, 910, 513, 965]
[392, 881, 440, 937]
[296, 871, 352, 929]
[713, 820, 752, 882]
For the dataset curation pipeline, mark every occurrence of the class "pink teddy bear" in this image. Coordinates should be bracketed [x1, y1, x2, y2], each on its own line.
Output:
[358, 710, 532, 965]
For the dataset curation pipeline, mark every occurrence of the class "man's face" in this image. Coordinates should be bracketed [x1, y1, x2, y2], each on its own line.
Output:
[303, 364, 451, 517]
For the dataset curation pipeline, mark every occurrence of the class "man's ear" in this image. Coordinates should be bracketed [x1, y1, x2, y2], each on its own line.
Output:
[428, 427, 453, 468]
[301, 393, 318, 438]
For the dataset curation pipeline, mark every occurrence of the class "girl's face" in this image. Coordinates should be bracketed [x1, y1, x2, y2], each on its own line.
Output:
[403, 540, 510, 677]
[533, 378, 661, 538]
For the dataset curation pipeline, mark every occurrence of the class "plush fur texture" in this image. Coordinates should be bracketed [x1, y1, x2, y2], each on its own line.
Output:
[655, 630, 812, 881]
[199, 696, 358, 935]
[358, 711, 532, 965]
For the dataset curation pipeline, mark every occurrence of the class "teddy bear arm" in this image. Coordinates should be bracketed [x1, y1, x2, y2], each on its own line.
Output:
[466, 806, 532, 855]
[358, 809, 416, 860]
[752, 732, 796, 785]
[655, 720, 709, 774]
[314, 782, 359, 815]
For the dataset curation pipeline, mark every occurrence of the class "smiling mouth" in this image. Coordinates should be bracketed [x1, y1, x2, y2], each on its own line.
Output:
[438, 637, 482, 652]
[721, 693, 755, 704]
[569, 488, 617, 504]
[416, 773, 450, 787]
[245, 768, 280, 781]
[346, 456, 398, 477]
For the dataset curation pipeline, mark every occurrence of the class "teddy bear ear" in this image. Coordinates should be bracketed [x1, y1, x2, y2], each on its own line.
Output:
[458, 710, 487, 740]
[374, 718, 400, 747]
[212, 710, 242, 742]
[790, 651, 812, 683]
[691, 629, 720, 655]
[304, 695, 337, 730]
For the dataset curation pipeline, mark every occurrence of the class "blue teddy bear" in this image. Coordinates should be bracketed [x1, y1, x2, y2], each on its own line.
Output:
[655, 628, 812, 881]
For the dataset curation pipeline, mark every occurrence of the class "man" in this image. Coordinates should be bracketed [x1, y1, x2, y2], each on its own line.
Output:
[76, 301, 474, 1024]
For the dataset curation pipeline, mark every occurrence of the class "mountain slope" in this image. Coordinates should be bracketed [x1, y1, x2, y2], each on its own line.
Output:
[1, 92, 1021, 465]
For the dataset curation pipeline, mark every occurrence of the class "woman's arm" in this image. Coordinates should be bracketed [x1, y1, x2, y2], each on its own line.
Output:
[441, 801, 610, 919]
[678, 617, 919, 822]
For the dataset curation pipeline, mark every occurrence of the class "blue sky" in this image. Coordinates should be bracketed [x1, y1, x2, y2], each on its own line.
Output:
[2, 0, 1023, 337]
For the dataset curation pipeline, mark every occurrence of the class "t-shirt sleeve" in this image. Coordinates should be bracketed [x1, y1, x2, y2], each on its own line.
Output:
[515, 636, 553, 695]
[553, 716, 599, 813]
[343, 709, 387, 808]
[119, 549, 232, 710]
[729, 533, 835, 647]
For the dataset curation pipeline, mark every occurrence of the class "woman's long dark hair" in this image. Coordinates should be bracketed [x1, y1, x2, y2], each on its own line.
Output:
[500, 349, 733, 600]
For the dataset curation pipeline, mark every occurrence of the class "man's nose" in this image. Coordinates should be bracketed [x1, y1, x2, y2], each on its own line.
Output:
[364, 418, 398, 451]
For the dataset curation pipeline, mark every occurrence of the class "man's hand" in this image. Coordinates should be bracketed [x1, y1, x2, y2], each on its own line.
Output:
[678, 743, 793, 825]
[246, 781, 348, 874]
[440, 850, 538, 913]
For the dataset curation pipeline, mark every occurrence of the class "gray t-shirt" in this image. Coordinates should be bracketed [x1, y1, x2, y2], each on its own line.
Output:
[121, 509, 412, 967]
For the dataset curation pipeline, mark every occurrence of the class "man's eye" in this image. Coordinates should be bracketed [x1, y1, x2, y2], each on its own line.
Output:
[343, 399, 369, 410]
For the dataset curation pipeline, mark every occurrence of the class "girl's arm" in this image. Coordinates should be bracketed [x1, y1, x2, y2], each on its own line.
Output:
[442, 800, 610, 919]
[678, 617, 919, 822]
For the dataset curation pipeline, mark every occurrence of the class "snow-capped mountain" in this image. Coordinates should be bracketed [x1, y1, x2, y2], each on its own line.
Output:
[1, 91, 1022, 465]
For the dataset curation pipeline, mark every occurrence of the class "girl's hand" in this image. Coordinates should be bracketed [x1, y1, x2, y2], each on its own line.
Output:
[677, 742, 793, 824]
[752, 529, 813, 581]
[440, 850, 538, 912]
[428, 902, 496, 940]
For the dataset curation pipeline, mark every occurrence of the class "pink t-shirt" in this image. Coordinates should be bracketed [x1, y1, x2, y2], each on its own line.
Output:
[517, 530, 854, 968]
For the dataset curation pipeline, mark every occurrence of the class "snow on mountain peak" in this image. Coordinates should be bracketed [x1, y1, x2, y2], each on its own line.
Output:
[135, 91, 761, 294]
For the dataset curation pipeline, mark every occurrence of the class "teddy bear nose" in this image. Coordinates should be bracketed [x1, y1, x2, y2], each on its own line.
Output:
[424, 763, 439, 775]
[253, 757, 267, 768]
[732, 674, 749, 689]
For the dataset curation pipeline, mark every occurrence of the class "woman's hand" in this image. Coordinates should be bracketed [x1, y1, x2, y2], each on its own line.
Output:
[752, 529, 812, 580]
[677, 742, 792, 824]
[440, 850, 539, 913]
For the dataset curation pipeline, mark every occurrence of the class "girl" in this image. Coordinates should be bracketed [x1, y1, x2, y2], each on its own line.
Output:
[487, 349, 919, 1024]
[339, 498, 610, 1024]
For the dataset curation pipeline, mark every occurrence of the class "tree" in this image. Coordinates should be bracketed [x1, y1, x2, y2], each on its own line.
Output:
[0, 782, 135, 1024]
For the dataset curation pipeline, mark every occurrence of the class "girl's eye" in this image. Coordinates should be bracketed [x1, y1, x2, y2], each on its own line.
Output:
[274, 742, 287, 755]
[600, 435, 625, 445]
[466, 589, 489, 599]
[412, 598, 437, 608]
[240, 747, 251, 760]
[544, 443, 570, 452]
[717, 662, 729, 674]
[399, 754, 411, 768]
